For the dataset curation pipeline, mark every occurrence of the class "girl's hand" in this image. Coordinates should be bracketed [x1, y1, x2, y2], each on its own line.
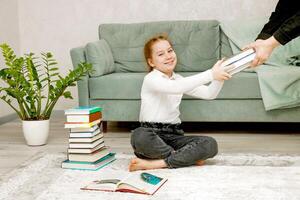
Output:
[211, 59, 233, 81]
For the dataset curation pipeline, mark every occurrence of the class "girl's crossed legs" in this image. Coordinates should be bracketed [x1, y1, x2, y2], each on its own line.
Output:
[129, 125, 218, 171]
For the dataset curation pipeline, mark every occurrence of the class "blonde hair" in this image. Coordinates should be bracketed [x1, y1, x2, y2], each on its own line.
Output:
[144, 34, 172, 72]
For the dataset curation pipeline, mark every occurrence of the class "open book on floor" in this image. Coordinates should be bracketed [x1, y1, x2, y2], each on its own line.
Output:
[81, 172, 167, 195]
[221, 48, 256, 75]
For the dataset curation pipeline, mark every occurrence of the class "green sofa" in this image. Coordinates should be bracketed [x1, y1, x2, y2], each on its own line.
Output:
[70, 20, 300, 125]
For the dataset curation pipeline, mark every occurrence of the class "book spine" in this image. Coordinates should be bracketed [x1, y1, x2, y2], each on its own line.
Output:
[68, 134, 102, 143]
[66, 112, 102, 123]
[69, 131, 102, 138]
[65, 107, 102, 115]
[221, 49, 255, 67]
[69, 138, 103, 148]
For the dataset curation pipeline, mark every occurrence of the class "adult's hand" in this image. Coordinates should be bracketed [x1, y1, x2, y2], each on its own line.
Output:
[243, 36, 281, 67]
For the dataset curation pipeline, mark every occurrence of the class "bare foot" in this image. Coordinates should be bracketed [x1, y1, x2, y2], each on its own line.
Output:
[128, 157, 167, 172]
[195, 160, 205, 166]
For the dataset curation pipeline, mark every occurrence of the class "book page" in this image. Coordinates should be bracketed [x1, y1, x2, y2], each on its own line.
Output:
[221, 49, 255, 67]
[119, 172, 166, 195]
[117, 183, 146, 194]
[227, 53, 256, 75]
[82, 179, 120, 191]
[81, 170, 128, 191]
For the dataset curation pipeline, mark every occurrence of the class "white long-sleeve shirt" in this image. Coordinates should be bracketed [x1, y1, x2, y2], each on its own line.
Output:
[139, 69, 224, 124]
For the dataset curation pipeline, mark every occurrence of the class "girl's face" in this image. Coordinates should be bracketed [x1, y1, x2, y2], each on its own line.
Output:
[148, 40, 177, 77]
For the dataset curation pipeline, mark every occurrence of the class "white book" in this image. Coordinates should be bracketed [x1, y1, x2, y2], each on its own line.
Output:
[69, 133, 103, 143]
[64, 106, 101, 115]
[227, 53, 256, 75]
[70, 125, 99, 133]
[64, 119, 101, 128]
[66, 112, 102, 123]
[70, 128, 101, 138]
[69, 137, 104, 149]
[68, 147, 110, 162]
[68, 142, 105, 154]
[221, 48, 256, 75]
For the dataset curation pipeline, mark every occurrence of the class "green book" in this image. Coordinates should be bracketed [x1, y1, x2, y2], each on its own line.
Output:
[62, 153, 116, 171]
[65, 106, 102, 115]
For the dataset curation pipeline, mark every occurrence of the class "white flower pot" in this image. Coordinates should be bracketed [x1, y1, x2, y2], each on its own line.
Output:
[22, 120, 49, 146]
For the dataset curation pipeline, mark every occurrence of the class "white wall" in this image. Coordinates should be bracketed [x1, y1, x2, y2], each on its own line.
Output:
[1, 0, 278, 117]
[0, 0, 20, 117]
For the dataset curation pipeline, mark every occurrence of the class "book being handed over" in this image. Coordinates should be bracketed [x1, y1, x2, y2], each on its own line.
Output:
[221, 48, 256, 75]
[81, 172, 167, 195]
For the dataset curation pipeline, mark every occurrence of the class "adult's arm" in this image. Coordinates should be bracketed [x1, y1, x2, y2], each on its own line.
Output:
[256, 0, 300, 45]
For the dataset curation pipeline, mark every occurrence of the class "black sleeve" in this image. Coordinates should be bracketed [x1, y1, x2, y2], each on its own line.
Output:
[273, 11, 300, 45]
[256, 0, 300, 45]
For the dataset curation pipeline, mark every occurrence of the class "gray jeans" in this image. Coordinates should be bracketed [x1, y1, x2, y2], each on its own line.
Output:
[130, 122, 218, 168]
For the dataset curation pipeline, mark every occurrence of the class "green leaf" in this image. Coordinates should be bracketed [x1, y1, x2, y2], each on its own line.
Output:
[49, 67, 58, 71]
[1, 44, 93, 120]
[50, 72, 59, 77]
[49, 62, 58, 66]
[63, 91, 73, 99]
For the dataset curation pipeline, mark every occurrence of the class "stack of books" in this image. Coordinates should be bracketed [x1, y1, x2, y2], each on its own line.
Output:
[61, 106, 116, 170]
[221, 48, 256, 75]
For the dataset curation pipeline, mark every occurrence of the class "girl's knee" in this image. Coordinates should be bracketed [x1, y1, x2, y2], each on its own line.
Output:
[131, 127, 146, 148]
[193, 136, 218, 159]
[207, 137, 218, 157]
[131, 127, 144, 140]
[131, 127, 156, 150]
[131, 127, 171, 159]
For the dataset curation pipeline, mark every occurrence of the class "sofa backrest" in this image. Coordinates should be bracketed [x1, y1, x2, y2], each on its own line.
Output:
[99, 20, 223, 72]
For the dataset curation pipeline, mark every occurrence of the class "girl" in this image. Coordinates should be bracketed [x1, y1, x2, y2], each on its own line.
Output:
[129, 34, 232, 171]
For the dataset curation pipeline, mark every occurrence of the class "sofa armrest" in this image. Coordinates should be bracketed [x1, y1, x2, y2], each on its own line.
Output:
[70, 46, 89, 106]
[85, 40, 115, 77]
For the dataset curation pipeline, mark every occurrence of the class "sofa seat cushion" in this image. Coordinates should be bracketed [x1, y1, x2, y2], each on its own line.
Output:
[89, 72, 261, 100]
[89, 73, 146, 100]
[186, 72, 262, 99]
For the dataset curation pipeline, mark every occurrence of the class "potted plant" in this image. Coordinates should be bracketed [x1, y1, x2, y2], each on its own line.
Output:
[0, 44, 92, 146]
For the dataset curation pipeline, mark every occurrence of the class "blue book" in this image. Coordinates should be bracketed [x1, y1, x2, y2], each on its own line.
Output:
[65, 106, 102, 115]
[62, 153, 116, 171]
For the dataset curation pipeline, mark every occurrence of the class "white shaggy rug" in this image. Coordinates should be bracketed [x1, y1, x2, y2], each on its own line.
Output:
[0, 152, 300, 200]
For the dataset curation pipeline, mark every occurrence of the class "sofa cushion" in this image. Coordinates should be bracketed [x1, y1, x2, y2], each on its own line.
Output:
[85, 40, 115, 77]
[89, 73, 146, 100]
[89, 72, 261, 100]
[99, 21, 220, 72]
